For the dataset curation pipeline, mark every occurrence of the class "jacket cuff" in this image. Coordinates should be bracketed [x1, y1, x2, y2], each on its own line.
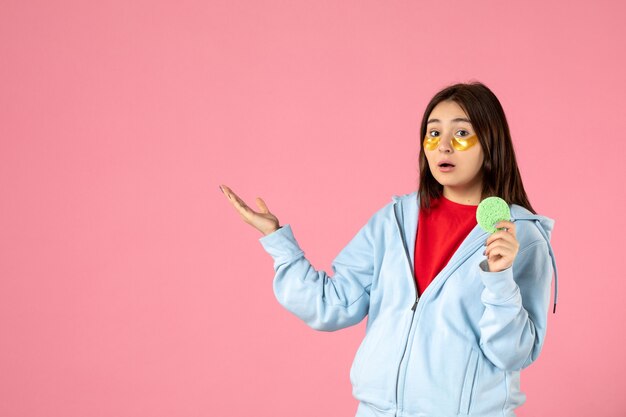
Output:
[478, 260, 518, 302]
[258, 224, 304, 261]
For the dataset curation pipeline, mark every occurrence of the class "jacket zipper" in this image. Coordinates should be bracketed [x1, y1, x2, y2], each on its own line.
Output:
[392, 201, 488, 415]
[393, 202, 419, 311]
[392, 203, 419, 416]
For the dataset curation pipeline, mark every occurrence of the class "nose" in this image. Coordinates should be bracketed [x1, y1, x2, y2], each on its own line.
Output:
[437, 134, 454, 153]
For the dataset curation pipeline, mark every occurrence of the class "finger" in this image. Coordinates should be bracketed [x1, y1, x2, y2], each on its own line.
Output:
[221, 185, 235, 201]
[487, 247, 512, 263]
[495, 221, 516, 237]
[487, 257, 512, 272]
[224, 188, 256, 216]
[485, 229, 516, 246]
[221, 184, 234, 197]
[486, 237, 519, 261]
[222, 186, 246, 208]
[486, 249, 516, 268]
[220, 185, 231, 199]
[485, 243, 513, 259]
[256, 197, 270, 214]
[233, 197, 256, 217]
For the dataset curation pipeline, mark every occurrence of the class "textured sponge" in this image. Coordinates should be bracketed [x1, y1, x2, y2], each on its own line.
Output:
[476, 196, 511, 234]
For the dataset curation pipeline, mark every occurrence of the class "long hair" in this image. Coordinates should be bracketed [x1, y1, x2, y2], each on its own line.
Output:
[417, 81, 536, 214]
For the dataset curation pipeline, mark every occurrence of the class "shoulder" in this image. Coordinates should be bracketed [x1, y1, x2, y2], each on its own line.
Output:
[366, 196, 399, 225]
[391, 190, 419, 202]
[367, 190, 415, 218]
[359, 191, 416, 235]
[509, 204, 555, 249]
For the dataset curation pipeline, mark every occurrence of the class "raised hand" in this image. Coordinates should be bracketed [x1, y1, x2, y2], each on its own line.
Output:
[484, 221, 519, 272]
[219, 184, 281, 236]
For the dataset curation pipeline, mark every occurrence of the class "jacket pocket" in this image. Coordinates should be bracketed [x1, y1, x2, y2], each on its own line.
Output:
[350, 326, 379, 385]
[458, 348, 480, 415]
[350, 338, 369, 384]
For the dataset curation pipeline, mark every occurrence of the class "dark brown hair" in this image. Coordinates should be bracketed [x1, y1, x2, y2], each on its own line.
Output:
[417, 81, 536, 214]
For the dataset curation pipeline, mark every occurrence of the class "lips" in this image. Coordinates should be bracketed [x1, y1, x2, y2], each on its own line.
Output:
[438, 160, 455, 167]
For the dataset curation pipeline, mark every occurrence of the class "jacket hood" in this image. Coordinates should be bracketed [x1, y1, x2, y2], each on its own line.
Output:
[392, 191, 559, 314]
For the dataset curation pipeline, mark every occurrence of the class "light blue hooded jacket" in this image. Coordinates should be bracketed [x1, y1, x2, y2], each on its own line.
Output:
[258, 191, 558, 417]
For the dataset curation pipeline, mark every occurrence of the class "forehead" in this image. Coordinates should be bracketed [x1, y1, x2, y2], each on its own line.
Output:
[427, 101, 471, 125]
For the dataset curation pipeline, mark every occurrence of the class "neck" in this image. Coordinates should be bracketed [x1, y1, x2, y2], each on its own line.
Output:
[442, 182, 483, 206]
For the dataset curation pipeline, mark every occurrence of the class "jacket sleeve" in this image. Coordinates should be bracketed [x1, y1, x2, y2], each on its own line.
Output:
[476, 239, 553, 371]
[258, 213, 379, 332]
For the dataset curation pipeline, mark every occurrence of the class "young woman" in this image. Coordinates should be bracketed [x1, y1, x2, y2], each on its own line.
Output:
[219, 81, 558, 417]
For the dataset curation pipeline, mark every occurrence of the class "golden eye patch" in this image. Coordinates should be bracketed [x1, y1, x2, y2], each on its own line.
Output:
[422, 133, 479, 151]
[451, 133, 479, 151]
[423, 134, 440, 151]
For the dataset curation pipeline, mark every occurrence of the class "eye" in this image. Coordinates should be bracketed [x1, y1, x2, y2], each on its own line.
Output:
[428, 130, 440, 137]
[455, 130, 470, 137]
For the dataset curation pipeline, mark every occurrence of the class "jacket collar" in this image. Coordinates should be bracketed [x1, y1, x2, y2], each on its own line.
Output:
[392, 191, 559, 314]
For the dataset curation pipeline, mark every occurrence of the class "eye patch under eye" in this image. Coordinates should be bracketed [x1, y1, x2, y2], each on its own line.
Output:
[423, 135, 440, 151]
[423, 133, 479, 151]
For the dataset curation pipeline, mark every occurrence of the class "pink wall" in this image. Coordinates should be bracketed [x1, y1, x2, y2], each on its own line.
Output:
[1, 1, 624, 416]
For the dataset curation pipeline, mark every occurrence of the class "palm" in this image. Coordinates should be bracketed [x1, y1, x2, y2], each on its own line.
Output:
[220, 184, 280, 235]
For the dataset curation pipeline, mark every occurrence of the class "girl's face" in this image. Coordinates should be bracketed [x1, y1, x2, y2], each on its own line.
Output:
[423, 100, 484, 195]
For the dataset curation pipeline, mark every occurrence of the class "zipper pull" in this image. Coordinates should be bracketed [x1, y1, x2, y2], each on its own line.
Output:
[411, 299, 418, 311]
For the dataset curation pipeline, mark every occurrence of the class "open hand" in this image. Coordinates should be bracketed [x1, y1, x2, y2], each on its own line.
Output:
[484, 221, 519, 272]
[219, 184, 281, 236]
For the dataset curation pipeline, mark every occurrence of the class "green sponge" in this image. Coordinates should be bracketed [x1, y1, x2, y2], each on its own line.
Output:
[476, 196, 511, 234]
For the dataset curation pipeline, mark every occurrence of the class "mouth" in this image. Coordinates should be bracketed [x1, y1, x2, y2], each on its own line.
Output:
[437, 161, 456, 172]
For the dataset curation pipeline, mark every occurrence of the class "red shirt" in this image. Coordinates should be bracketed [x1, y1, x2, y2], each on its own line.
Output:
[414, 195, 478, 297]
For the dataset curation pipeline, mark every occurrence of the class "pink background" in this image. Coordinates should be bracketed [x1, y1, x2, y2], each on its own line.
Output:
[1, 1, 625, 416]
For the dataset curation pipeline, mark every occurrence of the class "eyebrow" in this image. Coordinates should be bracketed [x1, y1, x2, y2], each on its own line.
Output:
[427, 117, 472, 124]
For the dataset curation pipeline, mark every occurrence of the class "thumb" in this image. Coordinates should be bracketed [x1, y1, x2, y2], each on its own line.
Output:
[256, 197, 270, 214]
